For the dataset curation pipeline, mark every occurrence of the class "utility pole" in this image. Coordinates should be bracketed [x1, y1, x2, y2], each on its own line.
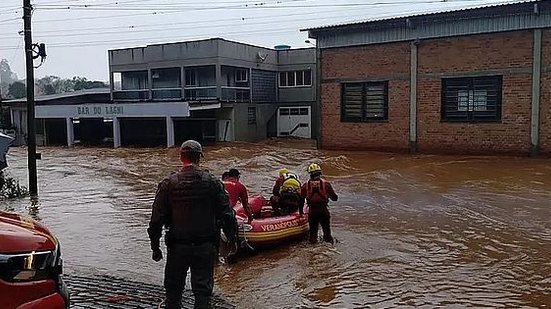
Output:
[23, 0, 38, 195]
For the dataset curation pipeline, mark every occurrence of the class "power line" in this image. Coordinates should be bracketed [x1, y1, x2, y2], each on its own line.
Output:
[36, 1, 454, 11]
[0, 26, 305, 51]
[29, 3, 342, 23]
[33, 0, 307, 9]
[0, 7, 366, 39]
[27, 0, 494, 24]
[0, 11, 377, 40]
[0, 17, 21, 24]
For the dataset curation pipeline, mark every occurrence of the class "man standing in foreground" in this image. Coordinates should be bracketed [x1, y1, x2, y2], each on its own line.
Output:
[148, 140, 238, 309]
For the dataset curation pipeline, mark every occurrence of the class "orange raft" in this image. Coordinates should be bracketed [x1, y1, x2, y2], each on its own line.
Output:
[233, 196, 309, 247]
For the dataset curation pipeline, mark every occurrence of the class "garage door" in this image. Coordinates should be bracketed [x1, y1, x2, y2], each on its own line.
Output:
[277, 107, 311, 138]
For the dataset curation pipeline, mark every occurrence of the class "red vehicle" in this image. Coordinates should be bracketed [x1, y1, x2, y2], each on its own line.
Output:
[0, 211, 69, 309]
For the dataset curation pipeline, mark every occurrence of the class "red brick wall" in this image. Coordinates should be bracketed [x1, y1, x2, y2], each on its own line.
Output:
[540, 30, 551, 154]
[417, 31, 533, 155]
[320, 43, 410, 151]
[320, 31, 540, 155]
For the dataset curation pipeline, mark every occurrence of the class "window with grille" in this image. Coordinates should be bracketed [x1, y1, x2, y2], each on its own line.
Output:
[341, 82, 388, 122]
[248, 106, 257, 125]
[442, 76, 502, 122]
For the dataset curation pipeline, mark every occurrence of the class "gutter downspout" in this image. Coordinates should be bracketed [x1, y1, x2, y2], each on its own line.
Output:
[409, 39, 419, 153]
[531, 29, 542, 156]
[315, 38, 322, 149]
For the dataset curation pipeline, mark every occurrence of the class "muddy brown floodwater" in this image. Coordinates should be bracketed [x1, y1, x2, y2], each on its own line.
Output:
[2, 139, 551, 308]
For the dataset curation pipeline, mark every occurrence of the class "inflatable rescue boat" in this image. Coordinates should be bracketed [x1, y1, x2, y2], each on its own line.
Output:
[233, 196, 309, 248]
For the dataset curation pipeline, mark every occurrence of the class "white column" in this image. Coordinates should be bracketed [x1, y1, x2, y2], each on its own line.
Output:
[166, 116, 175, 147]
[66, 117, 74, 147]
[113, 117, 121, 148]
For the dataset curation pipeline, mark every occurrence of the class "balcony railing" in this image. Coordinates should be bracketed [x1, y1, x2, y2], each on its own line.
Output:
[112, 89, 149, 101]
[184, 86, 217, 101]
[152, 88, 182, 100]
[112, 86, 251, 102]
[221, 87, 250, 103]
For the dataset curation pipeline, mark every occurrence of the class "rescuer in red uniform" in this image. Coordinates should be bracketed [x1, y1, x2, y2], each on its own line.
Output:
[270, 168, 289, 213]
[223, 168, 253, 223]
[301, 163, 338, 244]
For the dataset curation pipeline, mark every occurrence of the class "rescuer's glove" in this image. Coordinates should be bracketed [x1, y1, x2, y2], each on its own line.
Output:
[152, 248, 163, 262]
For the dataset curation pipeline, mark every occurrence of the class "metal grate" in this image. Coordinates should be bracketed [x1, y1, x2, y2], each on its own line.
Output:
[247, 106, 257, 125]
[341, 81, 388, 122]
[442, 76, 502, 122]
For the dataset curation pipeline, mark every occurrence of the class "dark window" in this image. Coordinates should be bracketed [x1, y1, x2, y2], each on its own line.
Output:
[304, 70, 312, 86]
[279, 72, 287, 87]
[341, 82, 388, 122]
[290, 108, 300, 115]
[296, 71, 304, 85]
[279, 108, 289, 115]
[299, 108, 309, 115]
[286, 72, 295, 87]
[235, 69, 248, 82]
[442, 76, 502, 122]
[248, 106, 257, 125]
[185, 69, 197, 86]
[152, 68, 181, 89]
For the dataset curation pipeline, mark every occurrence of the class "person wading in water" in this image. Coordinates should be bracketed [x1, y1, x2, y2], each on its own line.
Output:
[301, 163, 338, 244]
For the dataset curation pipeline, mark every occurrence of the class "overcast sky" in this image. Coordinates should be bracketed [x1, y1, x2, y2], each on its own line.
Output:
[0, 0, 516, 81]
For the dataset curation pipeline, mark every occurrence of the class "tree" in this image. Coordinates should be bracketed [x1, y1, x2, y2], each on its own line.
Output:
[36, 75, 62, 95]
[0, 59, 18, 99]
[0, 59, 17, 86]
[35, 75, 108, 95]
[72, 76, 108, 91]
[8, 82, 26, 99]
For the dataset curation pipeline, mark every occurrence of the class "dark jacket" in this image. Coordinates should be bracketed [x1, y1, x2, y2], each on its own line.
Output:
[148, 165, 238, 249]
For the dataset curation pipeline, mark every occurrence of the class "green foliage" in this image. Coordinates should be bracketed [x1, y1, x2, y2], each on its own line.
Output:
[8, 81, 26, 99]
[0, 172, 28, 199]
[36, 75, 108, 95]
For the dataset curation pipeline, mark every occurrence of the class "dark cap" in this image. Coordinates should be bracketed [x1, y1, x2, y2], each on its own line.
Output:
[228, 168, 240, 177]
[180, 140, 203, 156]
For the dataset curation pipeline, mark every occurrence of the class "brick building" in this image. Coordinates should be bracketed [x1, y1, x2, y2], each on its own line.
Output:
[306, 0, 551, 155]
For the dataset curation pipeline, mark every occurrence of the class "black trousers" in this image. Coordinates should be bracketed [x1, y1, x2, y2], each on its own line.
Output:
[164, 242, 217, 309]
[308, 205, 333, 243]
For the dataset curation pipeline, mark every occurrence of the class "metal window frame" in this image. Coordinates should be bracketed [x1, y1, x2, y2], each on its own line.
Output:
[441, 75, 502, 123]
[278, 70, 313, 88]
[235, 69, 249, 83]
[340, 81, 389, 123]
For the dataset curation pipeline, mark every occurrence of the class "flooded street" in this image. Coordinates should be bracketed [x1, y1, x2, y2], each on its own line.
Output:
[2, 140, 551, 308]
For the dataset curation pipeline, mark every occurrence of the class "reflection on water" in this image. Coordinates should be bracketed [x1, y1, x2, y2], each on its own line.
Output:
[2, 140, 551, 308]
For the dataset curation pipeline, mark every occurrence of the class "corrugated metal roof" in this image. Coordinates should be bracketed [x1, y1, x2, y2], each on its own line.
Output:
[303, 0, 538, 32]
